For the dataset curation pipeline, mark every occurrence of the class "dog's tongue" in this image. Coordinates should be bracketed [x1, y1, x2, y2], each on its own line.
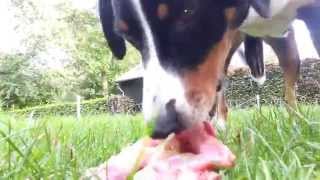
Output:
[103, 121, 235, 180]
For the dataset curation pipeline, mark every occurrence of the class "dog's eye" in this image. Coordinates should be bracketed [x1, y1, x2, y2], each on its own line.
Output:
[176, 9, 194, 26]
[176, 1, 197, 24]
[179, 7, 195, 22]
[183, 8, 194, 16]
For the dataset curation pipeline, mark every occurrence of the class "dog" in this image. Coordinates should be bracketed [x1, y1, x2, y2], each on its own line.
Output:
[213, 27, 301, 129]
[214, 12, 320, 128]
[98, 0, 320, 138]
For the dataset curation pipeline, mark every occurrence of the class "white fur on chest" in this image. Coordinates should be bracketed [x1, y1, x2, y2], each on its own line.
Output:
[240, 0, 314, 37]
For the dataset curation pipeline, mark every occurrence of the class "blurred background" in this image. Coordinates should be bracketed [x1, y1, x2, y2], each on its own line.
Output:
[0, 0, 141, 110]
[0, 0, 318, 110]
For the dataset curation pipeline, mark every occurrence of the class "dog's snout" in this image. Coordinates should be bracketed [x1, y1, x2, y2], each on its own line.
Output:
[151, 99, 184, 139]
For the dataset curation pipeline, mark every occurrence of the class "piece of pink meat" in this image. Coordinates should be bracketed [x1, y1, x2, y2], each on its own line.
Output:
[176, 121, 236, 168]
[90, 121, 236, 180]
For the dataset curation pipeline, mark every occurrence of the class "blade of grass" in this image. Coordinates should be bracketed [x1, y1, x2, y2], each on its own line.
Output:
[249, 128, 288, 171]
[8, 118, 12, 174]
[260, 159, 272, 180]
[0, 129, 39, 176]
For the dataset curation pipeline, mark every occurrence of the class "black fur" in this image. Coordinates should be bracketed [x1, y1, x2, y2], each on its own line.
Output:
[244, 35, 265, 79]
[99, 0, 126, 59]
[250, 0, 271, 18]
[151, 0, 231, 70]
[100, 0, 245, 70]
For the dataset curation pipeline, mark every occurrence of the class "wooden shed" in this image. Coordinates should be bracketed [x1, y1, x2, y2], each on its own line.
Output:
[116, 64, 143, 105]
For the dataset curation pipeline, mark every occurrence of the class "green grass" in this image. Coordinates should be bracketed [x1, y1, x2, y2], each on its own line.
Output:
[0, 106, 319, 179]
[223, 106, 320, 180]
[0, 114, 146, 179]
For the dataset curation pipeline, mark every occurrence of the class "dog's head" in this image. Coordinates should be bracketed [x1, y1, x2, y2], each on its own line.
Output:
[99, 0, 270, 138]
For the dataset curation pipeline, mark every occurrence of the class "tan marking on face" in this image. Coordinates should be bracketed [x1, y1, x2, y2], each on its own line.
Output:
[225, 7, 237, 25]
[116, 20, 129, 32]
[157, 3, 169, 20]
[183, 30, 237, 112]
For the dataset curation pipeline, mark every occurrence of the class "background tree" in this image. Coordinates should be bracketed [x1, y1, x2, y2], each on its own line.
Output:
[0, 0, 139, 109]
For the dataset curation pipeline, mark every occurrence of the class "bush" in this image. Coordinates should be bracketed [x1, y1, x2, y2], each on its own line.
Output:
[226, 58, 320, 107]
[12, 95, 139, 117]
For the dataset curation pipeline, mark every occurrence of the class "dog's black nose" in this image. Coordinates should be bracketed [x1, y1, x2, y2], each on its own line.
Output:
[151, 99, 184, 139]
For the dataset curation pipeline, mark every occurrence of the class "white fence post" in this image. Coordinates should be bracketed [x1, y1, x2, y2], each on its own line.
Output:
[256, 94, 261, 109]
[76, 95, 81, 120]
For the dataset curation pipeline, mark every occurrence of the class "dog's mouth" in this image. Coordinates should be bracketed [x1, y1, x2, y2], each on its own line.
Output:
[151, 97, 219, 140]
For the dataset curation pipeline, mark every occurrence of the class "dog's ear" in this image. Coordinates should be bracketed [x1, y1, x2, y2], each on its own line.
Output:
[250, 0, 271, 18]
[99, 0, 126, 59]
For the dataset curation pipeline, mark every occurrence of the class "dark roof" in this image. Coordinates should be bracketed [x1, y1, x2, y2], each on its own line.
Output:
[116, 64, 143, 82]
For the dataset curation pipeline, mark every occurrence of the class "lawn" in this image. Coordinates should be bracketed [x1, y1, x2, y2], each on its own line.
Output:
[0, 106, 319, 179]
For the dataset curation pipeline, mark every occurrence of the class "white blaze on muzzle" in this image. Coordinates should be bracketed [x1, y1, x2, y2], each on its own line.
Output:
[142, 59, 190, 122]
[131, 0, 214, 127]
[130, 0, 191, 124]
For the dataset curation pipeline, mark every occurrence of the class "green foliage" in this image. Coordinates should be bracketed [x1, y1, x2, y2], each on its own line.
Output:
[62, 7, 140, 98]
[0, 0, 140, 108]
[0, 106, 319, 179]
[0, 54, 54, 108]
